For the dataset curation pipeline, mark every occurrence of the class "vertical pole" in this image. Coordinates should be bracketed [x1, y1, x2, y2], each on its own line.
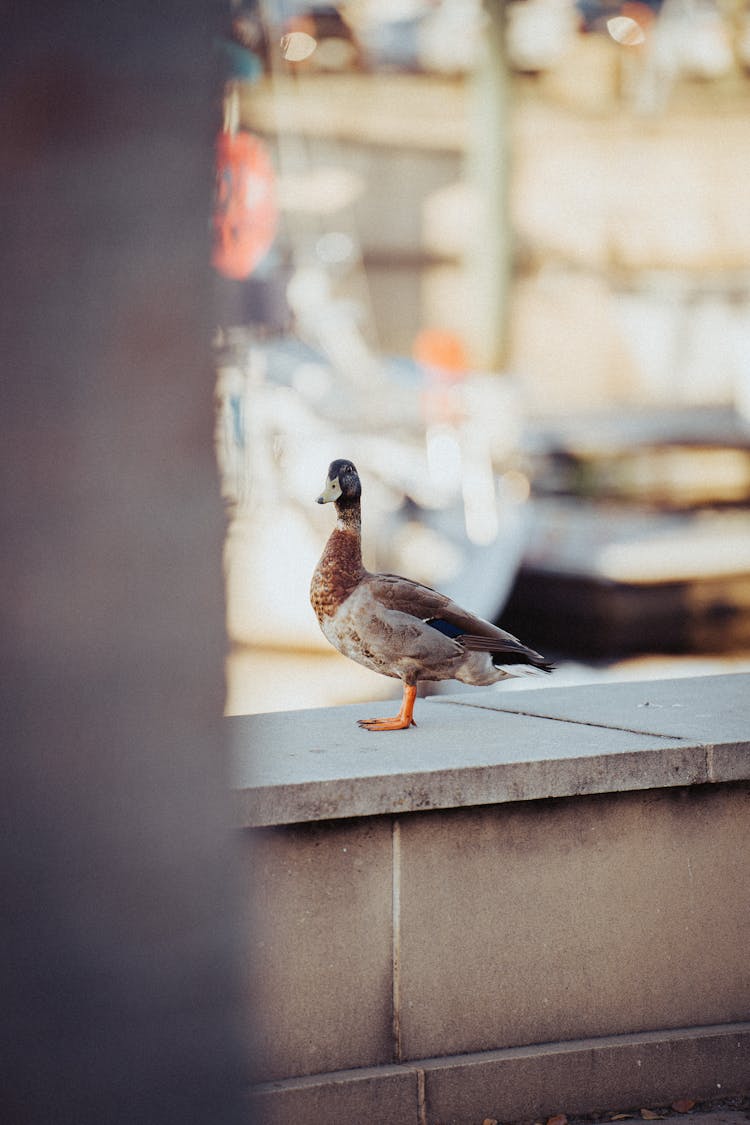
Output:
[466, 0, 512, 370]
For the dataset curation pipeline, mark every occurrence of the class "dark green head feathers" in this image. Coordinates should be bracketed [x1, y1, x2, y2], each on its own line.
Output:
[316, 460, 362, 507]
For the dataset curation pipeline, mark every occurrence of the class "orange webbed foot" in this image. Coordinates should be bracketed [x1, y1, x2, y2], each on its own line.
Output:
[357, 684, 418, 732]
[358, 715, 417, 732]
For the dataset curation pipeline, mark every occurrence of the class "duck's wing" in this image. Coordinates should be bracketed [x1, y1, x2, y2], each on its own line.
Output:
[368, 572, 553, 671]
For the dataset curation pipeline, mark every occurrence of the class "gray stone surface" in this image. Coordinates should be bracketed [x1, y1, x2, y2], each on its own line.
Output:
[422, 1024, 750, 1125]
[440, 672, 748, 746]
[398, 785, 750, 1061]
[238, 672, 750, 1116]
[248, 1064, 420, 1125]
[246, 1025, 750, 1125]
[228, 672, 750, 827]
[245, 817, 394, 1081]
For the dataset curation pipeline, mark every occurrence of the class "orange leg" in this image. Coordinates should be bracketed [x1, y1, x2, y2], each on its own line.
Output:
[358, 683, 417, 732]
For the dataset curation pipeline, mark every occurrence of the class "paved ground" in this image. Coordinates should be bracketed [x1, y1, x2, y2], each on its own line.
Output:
[564, 1099, 750, 1125]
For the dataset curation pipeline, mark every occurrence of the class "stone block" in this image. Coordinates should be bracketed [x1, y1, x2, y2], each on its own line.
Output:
[230, 697, 702, 828]
[248, 1064, 420, 1125]
[422, 1024, 750, 1125]
[445, 672, 749, 743]
[245, 816, 394, 1081]
[398, 785, 750, 1061]
[709, 742, 750, 784]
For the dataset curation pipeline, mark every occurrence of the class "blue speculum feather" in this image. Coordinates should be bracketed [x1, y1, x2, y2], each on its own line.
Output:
[425, 617, 465, 639]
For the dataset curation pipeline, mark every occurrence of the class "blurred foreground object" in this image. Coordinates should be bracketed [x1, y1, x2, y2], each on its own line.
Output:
[0, 3, 248, 1123]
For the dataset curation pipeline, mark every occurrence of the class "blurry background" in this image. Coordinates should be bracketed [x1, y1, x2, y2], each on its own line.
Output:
[213, 0, 750, 715]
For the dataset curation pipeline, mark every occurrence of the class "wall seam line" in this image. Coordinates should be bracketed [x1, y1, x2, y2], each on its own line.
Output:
[434, 700, 694, 741]
[392, 816, 403, 1064]
[417, 1066, 427, 1125]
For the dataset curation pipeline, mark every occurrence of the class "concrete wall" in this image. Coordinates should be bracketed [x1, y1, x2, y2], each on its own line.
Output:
[232, 674, 750, 1125]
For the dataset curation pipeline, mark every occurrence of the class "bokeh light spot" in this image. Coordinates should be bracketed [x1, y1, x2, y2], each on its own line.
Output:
[606, 15, 646, 45]
[316, 231, 355, 265]
[280, 31, 317, 61]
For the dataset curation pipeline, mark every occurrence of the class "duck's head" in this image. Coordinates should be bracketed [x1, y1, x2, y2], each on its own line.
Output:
[317, 459, 361, 506]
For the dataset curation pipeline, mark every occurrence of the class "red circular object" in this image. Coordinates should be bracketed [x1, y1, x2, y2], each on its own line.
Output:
[212, 131, 278, 280]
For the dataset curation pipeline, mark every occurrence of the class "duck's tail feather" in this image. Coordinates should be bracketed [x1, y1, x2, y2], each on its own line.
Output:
[460, 632, 554, 673]
[493, 659, 555, 676]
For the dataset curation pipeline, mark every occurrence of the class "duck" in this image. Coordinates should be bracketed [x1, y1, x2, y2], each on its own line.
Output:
[310, 459, 553, 731]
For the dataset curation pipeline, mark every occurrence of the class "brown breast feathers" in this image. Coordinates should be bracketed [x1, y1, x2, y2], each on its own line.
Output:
[310, 528, 364, 622]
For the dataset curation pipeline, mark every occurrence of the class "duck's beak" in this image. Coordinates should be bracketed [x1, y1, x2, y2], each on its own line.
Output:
[316, 475, 342, 504]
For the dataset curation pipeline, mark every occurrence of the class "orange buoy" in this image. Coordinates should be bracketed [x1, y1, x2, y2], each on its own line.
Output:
[212, 131, 278, 279]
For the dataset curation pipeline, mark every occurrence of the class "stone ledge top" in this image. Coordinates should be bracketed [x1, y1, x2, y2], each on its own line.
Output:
[229, 672, 750, 828]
